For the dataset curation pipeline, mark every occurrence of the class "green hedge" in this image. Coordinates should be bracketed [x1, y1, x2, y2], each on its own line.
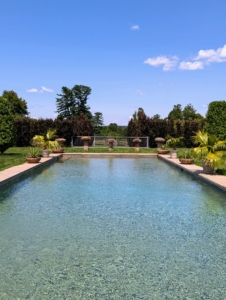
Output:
[14, 114, 94, 147]
[127, 112, 205, 147]
[205, 101, 226, 140]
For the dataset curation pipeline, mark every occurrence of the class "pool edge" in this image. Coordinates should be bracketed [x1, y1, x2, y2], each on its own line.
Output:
[158, 154, 226, 194]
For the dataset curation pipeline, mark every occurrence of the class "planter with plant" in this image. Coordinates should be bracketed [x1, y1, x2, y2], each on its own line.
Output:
[178, 149, 194, 164]
[157, 144, 169, 155]
[192, 130, 226, 174]
[166, 136, 184, 159]
[31, 129, 60, 157]
[52, 138, 66, 153]
[26, 147, 41, 163]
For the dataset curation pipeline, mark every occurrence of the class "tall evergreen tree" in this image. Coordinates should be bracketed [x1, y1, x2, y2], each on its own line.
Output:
[56, 85, 92, 119]
[92, 112, 104, 134]
[0, 97, 15, 154]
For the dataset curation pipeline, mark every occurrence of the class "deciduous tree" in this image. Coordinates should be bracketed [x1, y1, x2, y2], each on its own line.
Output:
[168, 104, 183, 120]
[0, 97, 15, 154]
[2, 90, 29, 117]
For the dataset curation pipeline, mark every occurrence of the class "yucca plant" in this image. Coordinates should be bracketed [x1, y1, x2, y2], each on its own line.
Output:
[27, 147, 41, 158]
[192, 130, 226, 170]
[31, 129, 59, 150]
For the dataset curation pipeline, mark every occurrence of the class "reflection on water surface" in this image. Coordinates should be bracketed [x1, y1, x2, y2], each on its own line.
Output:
[0, 158, 226, 299]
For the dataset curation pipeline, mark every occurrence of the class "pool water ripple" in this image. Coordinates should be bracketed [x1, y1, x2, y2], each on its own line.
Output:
[0, 158, 226, 299]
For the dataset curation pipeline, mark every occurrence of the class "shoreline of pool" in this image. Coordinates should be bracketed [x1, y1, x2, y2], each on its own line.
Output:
[0, 152, 226, 194]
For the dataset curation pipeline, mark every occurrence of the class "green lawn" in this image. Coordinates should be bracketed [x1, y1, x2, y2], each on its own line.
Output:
[1, 147, 226, 175]
[0, 147, 30, 171]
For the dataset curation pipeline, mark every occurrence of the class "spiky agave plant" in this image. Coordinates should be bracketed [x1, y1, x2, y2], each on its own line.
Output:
[192, 130, 226, 169]
[32, 129, 59, 150]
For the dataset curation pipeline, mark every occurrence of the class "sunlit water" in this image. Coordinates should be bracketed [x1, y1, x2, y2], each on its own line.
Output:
[0, 158, 226, 299]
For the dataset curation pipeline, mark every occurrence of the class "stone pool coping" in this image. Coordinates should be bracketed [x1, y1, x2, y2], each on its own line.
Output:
[0, 152, 226, 193]
[0, 154, 62, 188]
[158, 154, 226, 194]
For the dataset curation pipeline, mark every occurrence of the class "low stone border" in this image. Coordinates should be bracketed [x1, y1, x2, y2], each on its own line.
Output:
[1, 152, 225, 194]
[62, 153, 157, 158]
[158, 154, 226, 194]
[0, 154, 63, 189]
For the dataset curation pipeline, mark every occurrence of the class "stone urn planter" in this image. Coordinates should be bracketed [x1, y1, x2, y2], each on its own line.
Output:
[81, 136, 91, 151]
[26, 157, 41, 163]
[202, 161, 214, 174]
[155, 137, 165, 148]
[42, 149, 50, 158]
[133, 138, 141, 151]
[170, 149, 178, 159]
[107, 139, 116, 151]
[179, 158, 194, 164]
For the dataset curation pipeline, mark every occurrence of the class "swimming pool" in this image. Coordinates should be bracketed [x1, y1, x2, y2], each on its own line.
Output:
[0, 158, 226, 299]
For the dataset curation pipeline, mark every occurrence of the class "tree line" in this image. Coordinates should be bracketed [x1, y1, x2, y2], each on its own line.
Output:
[0, 84, 226, 153]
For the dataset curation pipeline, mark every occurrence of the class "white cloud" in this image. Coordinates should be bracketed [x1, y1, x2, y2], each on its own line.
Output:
[136, 89, 146, 96]
[144, 55, 178, 71]
[41, 86, 54, 92]
[131, 25, 139, 30]
[194, 44, 226, 63]
[27, 88, 38, 93]
[145, 44, 226, 72]
[179, 61, 204, 70]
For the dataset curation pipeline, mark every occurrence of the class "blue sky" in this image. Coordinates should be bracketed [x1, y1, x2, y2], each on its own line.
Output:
[1, 0, 226, 125]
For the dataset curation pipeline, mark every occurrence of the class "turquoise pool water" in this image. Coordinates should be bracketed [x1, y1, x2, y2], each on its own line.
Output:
[0, 158, 226, 299]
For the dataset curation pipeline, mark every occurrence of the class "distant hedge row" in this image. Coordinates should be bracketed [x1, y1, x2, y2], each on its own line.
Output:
[127, 112, 205, 147]
[14, 115, 94, 146]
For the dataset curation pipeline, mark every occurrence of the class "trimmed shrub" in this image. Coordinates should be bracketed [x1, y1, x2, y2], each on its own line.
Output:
[205, 101, 226, 140]
[14, 115, 94, 147]
[127, 114, 205, 148]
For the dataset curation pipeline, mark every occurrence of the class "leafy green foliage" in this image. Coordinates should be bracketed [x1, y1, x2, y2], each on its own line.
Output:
[32, 129, 59, 150]
[27, 147, 41, 158]
[166, 136, 184, 149]
[192, 130, 226, 169]
[0, 97, 15, 154]
[168, 103, 204, 121]
[2, 90, 29, 117]
[56, 85, 92, 119]
[178, 149, 194, 159]
[182, 103, 197, 120]
[92, 112, 104, 134]
[127, 111, 204, 147]
[205, 100, 226, 140]
[168, 104, 183, 120]
[14, 115, 94, 147]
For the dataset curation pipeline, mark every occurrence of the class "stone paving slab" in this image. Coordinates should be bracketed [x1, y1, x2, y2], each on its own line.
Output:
[158, 154, 226, 194]
[0, 154, 62, 188]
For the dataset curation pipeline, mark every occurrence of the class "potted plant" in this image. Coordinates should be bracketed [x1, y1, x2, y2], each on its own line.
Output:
[192, 130, 226, 174]
[52, 138, 66, 153]
[26, 147, 41, 163]
[178, 149, 194, 164]
[166, 136, 184, 159]
[157, 144, 169, 155]
[31, 129, 60, 157]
